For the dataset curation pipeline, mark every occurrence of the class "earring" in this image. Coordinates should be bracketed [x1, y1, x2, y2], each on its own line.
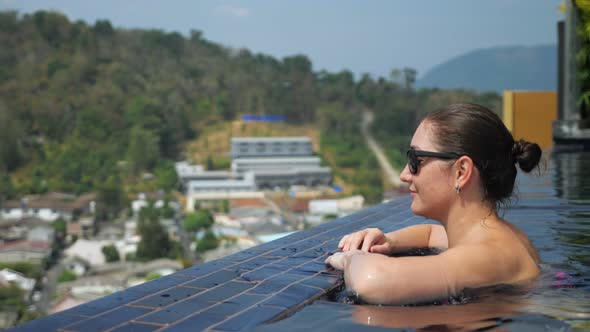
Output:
[455, 186, 461, 194]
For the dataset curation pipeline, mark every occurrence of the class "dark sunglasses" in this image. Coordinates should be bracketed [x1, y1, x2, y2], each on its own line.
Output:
[406, 148, 461, 175]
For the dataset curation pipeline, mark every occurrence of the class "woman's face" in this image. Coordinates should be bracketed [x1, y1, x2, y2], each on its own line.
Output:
[400, 120, 455, 220]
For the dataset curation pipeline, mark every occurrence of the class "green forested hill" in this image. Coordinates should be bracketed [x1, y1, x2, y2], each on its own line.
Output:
[0, 10, 501, 208]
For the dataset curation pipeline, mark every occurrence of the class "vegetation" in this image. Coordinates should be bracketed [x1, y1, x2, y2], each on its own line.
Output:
[101, 244, 120, 262]
[0, 262, 42, 280]
[135, 205, 172, 261]
[145, 272, 162, 281]
[0, 284, 25, 311]
[0, 10, 501, 209]
[196, 229, 219, 253]
[183, 210, 214, 233]
[576, 1, 590, 123]
[57, 269, 77, 283]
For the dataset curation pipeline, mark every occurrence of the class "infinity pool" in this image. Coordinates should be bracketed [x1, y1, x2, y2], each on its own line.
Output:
[256, 151, 590, 331]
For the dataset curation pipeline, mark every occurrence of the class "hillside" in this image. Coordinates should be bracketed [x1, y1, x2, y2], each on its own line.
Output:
[417, 45, 557, 93]
[0, 10, 501, 206]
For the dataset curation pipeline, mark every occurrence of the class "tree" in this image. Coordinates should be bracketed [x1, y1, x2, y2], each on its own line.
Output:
[136, 205, 171, 261]
[402, 67, 417, 90]
[154, 161, 178, 192]
[0, 284, 24, 311]
[53, 218, 66, 244]
[97, 175, 126, 221]
[57, 269, 77, 283]
[0, 103, 24, 172]
[183, 210, 213, 233]
[0, 172, 16, 204]
[101, 244, 120, 262]
[126, 126, 160, 174]
[196, 229, 218, 253]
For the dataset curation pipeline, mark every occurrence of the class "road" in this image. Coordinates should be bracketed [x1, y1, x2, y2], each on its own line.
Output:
[37, 259, 64, 314]
[361, 111, 403, 188]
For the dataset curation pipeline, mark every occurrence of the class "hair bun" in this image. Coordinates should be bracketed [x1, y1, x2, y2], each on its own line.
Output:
[512, 139, 542, 173]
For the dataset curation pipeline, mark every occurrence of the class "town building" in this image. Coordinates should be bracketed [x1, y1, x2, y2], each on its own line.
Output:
[1, 192, 96, 222]
[0, 240, 52, 264]
[178, 136, 332, 210]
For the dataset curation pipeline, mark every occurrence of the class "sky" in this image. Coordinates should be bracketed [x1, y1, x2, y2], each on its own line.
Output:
[0, 0, 564, 79]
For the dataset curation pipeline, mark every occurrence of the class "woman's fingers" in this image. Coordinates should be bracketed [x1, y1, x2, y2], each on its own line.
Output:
[349, 231, 367, 251]
[325, 252, 345, 270]
[339, 229, 384, 252]
[361, 231, 379, 252]
[369, 243, 390, 254]
[338, 235, 349, 250]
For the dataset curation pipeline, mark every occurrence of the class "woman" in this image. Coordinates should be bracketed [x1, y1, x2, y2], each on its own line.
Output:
[325, 103, 542, 305]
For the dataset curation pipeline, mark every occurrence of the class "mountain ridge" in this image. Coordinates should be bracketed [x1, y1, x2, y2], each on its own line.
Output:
[417, 45, 557, 93]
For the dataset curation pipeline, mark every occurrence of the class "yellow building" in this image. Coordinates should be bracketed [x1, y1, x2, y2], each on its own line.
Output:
[503, 91, 557, 149]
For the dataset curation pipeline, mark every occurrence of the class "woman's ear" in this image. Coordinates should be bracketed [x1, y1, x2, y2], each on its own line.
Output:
[455, 156, 475, 188]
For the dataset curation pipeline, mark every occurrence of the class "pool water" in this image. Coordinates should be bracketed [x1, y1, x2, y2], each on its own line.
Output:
[255, 151, 590, 331]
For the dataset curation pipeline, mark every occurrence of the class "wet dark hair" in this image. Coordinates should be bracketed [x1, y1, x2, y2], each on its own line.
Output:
[424, 103, 542, 207]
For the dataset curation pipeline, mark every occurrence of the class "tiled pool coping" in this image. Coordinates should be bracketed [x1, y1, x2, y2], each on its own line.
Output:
[11, 197, 426, 332]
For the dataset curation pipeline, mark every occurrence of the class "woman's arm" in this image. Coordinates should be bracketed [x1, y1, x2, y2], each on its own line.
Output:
[326, 243, 514, 305]
[384, 224, 448, 253]
[339, 224, 448, 254]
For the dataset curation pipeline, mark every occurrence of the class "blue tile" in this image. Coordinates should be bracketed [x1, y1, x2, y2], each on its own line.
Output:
[183, 269, 240, 288]
[213, 306, 284, 331]
[232, 256, 280, 271]
[241, 266, 283, 282]
[247, 278, 289, 295]
[65, 306, 152, 332]
[136, 296, 212, 324]
[262, 284, 323, 308]
[299, 274, 339, 290]
[133, 286, 205, 308]
[176, 260, 234, 277]
[298, 261, 328, 273]
[192, 281, 255, 302]
[62, 290, 147, 317]
[160, 312, 226, 331]
[110, 322, 161, 332]
[270, 256, 310, 268]
[126, 275, 195, 296]
[8, 312, 86, 332]
[228, 293, 265, 305]
[223, 249, 266, 262]
[208, 299, 253, 317]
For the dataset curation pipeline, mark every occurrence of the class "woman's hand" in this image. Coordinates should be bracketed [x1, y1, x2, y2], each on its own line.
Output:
[324, 250, 366, 270]
[338, 228, 393, 254]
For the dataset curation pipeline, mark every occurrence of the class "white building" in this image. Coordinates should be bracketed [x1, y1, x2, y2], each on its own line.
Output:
[308, 195, 365, 217]
[64, 239, 116, 267]
[230, 137, 332, 188]
[231, 137, 313, 159]
[0, 269, 36, 296]
[1, 192, 96, 222]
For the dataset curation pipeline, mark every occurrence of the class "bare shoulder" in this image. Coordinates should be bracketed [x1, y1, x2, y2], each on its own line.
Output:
[440, 225, 540, 287]
[478, 219, 540, 267]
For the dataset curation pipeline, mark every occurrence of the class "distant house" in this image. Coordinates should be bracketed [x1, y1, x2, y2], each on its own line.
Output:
[130, 192, 181, 216]
[0, 268, 36, 296]
[64, 239, 115, 267]
[1, 192, 96, 222]
[0, 220, 28, 242]
[308, 195, 364, 215]
[0, 240, 52, 264]
[26, 225, 55, 243]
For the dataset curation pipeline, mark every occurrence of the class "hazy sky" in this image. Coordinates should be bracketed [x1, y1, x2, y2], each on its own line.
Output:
[0, 0, 564, 79]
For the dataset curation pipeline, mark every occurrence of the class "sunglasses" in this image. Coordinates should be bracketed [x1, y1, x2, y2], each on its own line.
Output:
[406, 148, 461, 175]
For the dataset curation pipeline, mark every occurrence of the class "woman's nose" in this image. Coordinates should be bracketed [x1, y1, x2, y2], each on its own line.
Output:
[400, 164, 412, 183]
